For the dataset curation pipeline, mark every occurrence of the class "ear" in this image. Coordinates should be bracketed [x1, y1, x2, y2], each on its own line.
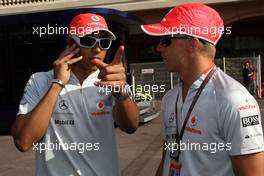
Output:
[190, 38, 202, 53]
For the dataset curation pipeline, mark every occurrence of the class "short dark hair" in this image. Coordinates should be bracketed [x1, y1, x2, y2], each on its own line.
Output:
[244, 61, 249, 67]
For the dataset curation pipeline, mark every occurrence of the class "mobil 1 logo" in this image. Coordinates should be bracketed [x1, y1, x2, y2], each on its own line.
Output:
[241, 115, 260, 127]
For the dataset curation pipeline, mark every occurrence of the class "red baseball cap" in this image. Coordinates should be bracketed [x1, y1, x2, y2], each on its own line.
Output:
[141, 3, 224, 45]
[69, 13, 116, 40]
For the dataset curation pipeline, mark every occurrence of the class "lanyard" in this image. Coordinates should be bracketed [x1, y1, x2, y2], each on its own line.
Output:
[175, 66, 216, 143]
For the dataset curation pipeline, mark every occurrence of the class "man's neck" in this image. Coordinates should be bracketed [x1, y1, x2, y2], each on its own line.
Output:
[71, 65, 96, 85]
[179, 59, 214, 102]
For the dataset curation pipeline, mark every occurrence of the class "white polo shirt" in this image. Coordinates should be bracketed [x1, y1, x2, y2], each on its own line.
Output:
[161, 67, 264, 176]
[18, 70, 119, 176]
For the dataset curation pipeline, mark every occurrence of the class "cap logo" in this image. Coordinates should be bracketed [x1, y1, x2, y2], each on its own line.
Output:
[91, 15, 100, 22]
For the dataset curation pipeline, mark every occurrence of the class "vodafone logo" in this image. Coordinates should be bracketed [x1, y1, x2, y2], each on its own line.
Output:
[97, 101, 104, 110]
[239, 104, 256, 111]
[190, 116, 197, 126]
[91, 15, 100, 22]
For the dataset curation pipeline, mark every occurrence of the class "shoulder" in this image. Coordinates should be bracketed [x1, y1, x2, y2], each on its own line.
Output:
[211, 68, 259, 114]
[30, 70, 53, 83]
[27, 70, 54, 90]
[161, 87, 178, 109]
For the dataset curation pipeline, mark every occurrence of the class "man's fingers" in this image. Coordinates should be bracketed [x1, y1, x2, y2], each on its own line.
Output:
[66, 47, 80, 60]
[111, 46, 124, 65]
[90, 59, 108, 69]
[59, 43, 78, 59]
[97, 65, 125, 79]
[66, 56, 83, 65]
[60, 47, 80, 62]
[100, 73, 126, 81]
[59, 44, 77, 58]
[94, 81, 124, 88]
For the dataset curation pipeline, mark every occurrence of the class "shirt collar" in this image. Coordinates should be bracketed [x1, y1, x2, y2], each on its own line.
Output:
[68, 69, 100, 86]
[179, 64, 215, 89]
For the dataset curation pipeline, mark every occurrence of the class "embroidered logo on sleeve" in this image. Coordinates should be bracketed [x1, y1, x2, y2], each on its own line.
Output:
[241, 115, 260, 127]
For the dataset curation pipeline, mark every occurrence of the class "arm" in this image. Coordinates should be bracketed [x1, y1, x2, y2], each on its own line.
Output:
[231, 152, 264, 176]
[112, 92, 139, 133]
[12, 84, 63, 152]
[12, 44, 83, 152]
[220, 91, 264, 175]
[155, 140, 166, 176]
[248, 72, 253, 77]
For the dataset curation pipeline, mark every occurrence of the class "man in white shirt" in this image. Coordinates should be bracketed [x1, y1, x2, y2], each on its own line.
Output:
[12, 13, 139, 176]
[141, 3, 264, 176]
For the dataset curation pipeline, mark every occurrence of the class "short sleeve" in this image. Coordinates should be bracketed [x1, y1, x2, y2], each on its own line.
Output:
[220, 91, 264, 156]
[17, 74, 41, 116]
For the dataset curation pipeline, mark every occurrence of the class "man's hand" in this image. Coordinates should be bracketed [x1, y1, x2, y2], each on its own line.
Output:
[91, 46, 139, 133]
[53, 43, 83, 83]
[91, 46, 126, 93]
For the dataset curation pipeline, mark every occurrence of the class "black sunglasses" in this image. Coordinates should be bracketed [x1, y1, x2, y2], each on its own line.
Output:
[160, 35, 208, 47]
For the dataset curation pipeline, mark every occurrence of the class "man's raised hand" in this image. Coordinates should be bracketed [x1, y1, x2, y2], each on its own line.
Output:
[91, 46, 126, 93]
[53, 43, 83, 84]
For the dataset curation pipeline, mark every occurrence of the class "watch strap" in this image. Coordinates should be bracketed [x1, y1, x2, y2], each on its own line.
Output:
[52, 79, 65, 88]
[113, 93, 130, 101]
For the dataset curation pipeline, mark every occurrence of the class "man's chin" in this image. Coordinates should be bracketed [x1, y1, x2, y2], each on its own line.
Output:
[91, 66, 99, 71]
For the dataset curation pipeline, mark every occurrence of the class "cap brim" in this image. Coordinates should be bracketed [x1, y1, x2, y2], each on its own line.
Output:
[141, 23, 173, 36]
[141, 24, 217, 45]
[95, 29, 116, 40]
[73, 28, 116, 40]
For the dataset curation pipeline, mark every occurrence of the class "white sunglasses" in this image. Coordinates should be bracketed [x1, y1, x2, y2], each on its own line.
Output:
[71, 35, 113, 50]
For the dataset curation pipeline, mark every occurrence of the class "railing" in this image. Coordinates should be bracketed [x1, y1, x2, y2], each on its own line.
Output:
[130, 62, 179, 100]
[0, 0, 56, 6]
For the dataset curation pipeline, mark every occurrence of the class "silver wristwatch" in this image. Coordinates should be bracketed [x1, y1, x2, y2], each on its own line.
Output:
[52, 79, 65, 88]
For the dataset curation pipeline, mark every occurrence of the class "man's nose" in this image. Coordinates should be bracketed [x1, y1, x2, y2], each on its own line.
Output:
[92, 42, 102, 53]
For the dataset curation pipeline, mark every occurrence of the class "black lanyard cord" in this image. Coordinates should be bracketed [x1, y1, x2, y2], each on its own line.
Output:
[175, 66, 216, 142]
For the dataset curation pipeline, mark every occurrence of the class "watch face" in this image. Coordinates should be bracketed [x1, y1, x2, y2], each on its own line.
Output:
[52, 79, 65, 87]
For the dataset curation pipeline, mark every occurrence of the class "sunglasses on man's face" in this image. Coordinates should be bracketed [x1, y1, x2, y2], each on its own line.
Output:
[72, 35, 112, 50]
[160, 35, 191, 46]
[160, 35, 207, 47]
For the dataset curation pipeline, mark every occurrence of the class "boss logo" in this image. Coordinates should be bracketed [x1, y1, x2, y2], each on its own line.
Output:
[241, 115, 259, 127]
